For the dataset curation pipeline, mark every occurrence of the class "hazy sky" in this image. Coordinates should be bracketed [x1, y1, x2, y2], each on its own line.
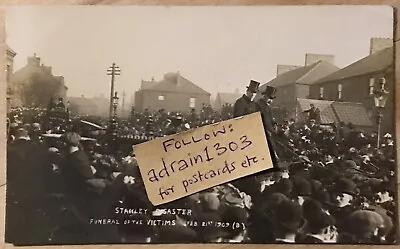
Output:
[6, 6, 393, 100]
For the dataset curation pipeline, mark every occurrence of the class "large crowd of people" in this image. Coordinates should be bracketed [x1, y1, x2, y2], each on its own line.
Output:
[5, 94, 397, 245]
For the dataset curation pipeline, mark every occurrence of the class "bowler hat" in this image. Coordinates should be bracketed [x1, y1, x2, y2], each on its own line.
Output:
[348, 210, 384, 236]
[335, 177, 358, 196]
[261, 86, 277, 98]
[246, 80, 260, 93]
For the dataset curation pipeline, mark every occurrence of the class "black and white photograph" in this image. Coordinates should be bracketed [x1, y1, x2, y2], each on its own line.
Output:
[4, 5, 398, 245]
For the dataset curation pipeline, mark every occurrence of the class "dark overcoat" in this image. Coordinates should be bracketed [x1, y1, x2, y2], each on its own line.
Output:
[233, 95, 257, 118]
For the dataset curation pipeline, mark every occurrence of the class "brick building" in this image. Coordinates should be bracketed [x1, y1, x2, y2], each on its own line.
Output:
[10, 54, 68, 108]
[309, 38, 394, 132]
[134, 72, 211, 113]
[256, 54, 339, 119]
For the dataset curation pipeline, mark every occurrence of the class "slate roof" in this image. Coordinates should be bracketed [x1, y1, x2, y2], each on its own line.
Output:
[296, 98, 373, 127]
[315, 46, 393, 83]
[139, 73, 210, 95]
[215, 92, 242, 106]
[332, 102, 373, 127]
[258, 61, 340, 92]
[297, 98, 336, 124]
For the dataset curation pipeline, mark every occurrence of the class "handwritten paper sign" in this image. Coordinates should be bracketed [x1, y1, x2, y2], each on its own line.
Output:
[135, 112, 274, 205]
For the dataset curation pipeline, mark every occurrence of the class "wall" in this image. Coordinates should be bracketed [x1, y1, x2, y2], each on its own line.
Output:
[271, 84, 296, 118]
[295, 84, 310, 99]
[136, 90, 211, 113]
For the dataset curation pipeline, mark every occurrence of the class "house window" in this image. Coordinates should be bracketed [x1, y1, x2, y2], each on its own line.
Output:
[319, 87, 324, 99]
[158, 95, 164, 101]
[338, 84, 342, 100]
[369, 78, 375, 95]
[189, 97, 196, 108]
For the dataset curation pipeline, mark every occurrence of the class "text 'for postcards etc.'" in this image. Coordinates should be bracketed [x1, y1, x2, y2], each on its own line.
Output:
[135, 112, 274, 205]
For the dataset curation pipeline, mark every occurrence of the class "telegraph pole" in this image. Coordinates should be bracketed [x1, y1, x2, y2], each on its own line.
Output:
[107, 63, 121, 120]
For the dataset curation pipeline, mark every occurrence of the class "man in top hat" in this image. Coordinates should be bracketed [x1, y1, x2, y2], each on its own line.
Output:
[233, 80, 260, 118]
[256, 86, 281, 167]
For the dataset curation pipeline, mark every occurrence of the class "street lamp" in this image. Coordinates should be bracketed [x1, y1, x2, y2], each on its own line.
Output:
[373, 77, 389, 148]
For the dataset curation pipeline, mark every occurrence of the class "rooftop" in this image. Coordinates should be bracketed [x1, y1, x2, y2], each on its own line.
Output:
[315, 46, 393, 83]
[139, 72, 210, 95]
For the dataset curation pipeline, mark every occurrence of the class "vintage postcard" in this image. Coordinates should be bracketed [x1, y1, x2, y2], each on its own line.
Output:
[4, 5, 397, 245]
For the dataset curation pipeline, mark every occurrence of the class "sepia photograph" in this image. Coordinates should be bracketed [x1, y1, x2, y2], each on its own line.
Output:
[4, 5, 397, 245]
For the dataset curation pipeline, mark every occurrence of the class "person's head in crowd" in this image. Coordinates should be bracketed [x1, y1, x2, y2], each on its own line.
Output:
[222, 206, 249, 241]
[313, 189, 335, 211]
[310, 179, 322, 194]
[301, 198, 338, 243]
[31, 122, 41, 133]
[23, 123, 31, 133]
[275, 178, 293, 197]
[291, 176, 311, 205]
[14, 127, 30, 140]
[261, 86, 276, 105]
[62, 131, 81, 150]
[345, 210, 384, 243]
[367, 206, 394, 242]
[333, 178, 358, 208]
[272, 199, 303, 243]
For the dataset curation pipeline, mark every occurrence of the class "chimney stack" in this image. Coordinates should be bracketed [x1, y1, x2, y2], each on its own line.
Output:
[276, 64, 300, 76]
[304, 53, 335, 66]
[42, 65, 52, 75]
[370, 38, 392, 55]
[27, 54, 41, 66]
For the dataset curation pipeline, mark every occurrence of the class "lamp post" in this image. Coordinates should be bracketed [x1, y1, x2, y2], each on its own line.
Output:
[373, 77, 389, 148]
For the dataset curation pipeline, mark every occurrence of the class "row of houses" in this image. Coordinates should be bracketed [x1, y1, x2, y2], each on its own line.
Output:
[255, 37, 394, 132]
[7, 37, 393, 132]
[133, 37, 394, 132]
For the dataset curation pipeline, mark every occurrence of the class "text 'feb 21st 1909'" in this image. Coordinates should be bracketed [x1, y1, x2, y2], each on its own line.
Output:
[135, 112, 274, 206]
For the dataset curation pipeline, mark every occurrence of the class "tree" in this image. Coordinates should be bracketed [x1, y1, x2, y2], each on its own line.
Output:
[19, 74, 60, 108]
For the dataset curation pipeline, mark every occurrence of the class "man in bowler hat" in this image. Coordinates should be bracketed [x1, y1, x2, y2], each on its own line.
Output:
[233, 80, 260, 118]
[256, 86, 281, 167]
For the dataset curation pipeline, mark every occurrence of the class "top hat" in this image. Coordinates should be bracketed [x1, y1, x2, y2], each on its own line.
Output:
[261, 86, 277, 98]
[246, 80, 260, 93]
